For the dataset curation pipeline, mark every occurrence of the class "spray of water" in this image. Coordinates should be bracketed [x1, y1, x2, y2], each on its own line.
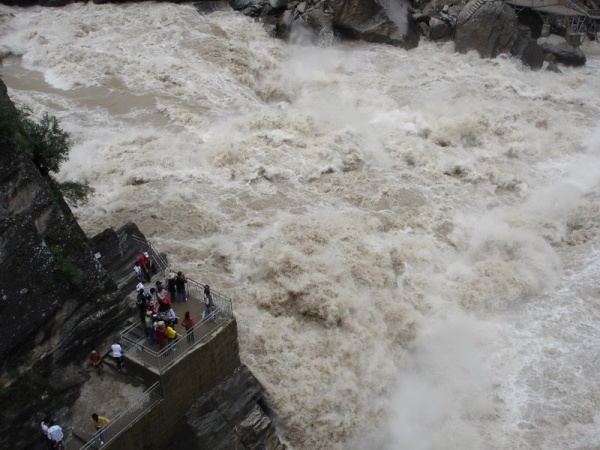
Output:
[1, 3, 600, 448]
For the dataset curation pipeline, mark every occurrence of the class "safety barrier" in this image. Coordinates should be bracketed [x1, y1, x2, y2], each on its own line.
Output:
[120, 275, 234, 373]
[78, 381, 163, 450]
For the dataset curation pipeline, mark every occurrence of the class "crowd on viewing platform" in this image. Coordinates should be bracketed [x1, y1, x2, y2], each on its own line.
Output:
[39, 239, 234, 450]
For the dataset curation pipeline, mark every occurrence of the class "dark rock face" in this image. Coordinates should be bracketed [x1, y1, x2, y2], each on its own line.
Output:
[334, 0, 420, 48]
[515, 38, 544, 70]
[546, 61, 562, 73]
[455, 0, 519, 57]
[428, 16, 453, 40]
[193, 1, 232, 14]
[0, 80, 130, 449]
[90, 221, 165, 293]
[540, 39, 586, 66]
[174, 364, 285, 450]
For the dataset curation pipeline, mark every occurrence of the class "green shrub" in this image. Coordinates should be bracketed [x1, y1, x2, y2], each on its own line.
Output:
[50, 245, 85, 291]
[0, 102, 94, 205]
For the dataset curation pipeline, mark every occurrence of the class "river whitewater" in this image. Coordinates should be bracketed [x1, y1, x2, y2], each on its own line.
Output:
[1, 3, 600, 449]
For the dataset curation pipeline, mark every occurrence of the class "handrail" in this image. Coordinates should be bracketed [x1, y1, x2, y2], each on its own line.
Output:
[120, 236, 235, 371]
[130, 235, 170, 275]
[120, 303, 231, 372]
[504, 0, 600, 17]
[78, 381, 163, 450]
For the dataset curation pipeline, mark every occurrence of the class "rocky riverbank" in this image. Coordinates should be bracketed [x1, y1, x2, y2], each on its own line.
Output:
[219, 0, 589, 68]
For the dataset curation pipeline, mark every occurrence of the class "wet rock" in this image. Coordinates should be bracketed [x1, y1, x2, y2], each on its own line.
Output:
[269, 0, 287, 8]
[276, 9, 294, 39]
[193, 1, 232, 14]
[546, 61, 562, 73]
[177, 364, 285, 449]
[518, 40, 544, 70]
[428, 16, 453, 40]
[333, 0, 420, 49]
[229, 0, 266, 11]
[90, 221, 161, 293]
[455, 0, 519, 57]
[540, 38, 586, 66]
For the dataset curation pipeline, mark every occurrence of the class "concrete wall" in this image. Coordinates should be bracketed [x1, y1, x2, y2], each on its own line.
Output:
[107, 319, 241, 450]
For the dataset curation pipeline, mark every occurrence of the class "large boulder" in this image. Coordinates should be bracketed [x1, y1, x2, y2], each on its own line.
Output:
[540, 38, 586, 66]
[455, 0, 519, 57]
[428, 16, 453, 40]
[175, 364, 285, 449]
[515, 38, 544, 69]
[333, 0, 420, 49]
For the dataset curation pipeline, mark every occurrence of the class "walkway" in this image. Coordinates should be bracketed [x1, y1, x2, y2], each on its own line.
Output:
[504, 0, 600, 18]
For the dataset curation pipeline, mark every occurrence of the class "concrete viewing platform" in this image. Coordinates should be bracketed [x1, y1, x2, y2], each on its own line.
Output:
[66, 237, 239, 450]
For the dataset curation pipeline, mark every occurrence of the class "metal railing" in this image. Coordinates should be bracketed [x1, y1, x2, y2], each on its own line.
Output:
[79, 381, 163, 450]
[504, 0, 600, 17]
[120, 236, 235, 371]
[130, 235, 170, 275]
[120, 276, 234, 373]
[187, 277, 234, 317]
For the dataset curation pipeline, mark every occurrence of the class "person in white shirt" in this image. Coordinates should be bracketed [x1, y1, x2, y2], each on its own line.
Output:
[111, 342, 124, 372]
[47, 421, 64, 448]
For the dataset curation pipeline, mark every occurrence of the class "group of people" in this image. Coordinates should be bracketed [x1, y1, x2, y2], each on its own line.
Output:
[89, 342, 124, 372]
[134, 266, 217, 353]
[41, 414, 110, 448]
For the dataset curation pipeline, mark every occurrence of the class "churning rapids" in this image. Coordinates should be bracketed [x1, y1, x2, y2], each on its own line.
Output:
[2, 3, 600, 449]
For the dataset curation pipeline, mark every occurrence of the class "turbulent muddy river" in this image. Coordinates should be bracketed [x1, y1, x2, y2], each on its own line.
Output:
[2, 3, 600, 449]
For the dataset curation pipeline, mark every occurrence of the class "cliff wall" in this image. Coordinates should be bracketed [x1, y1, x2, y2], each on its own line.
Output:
[0, 79, 131, 449]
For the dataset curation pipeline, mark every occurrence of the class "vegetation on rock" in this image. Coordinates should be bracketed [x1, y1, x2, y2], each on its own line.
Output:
[0, 101, 93, 205]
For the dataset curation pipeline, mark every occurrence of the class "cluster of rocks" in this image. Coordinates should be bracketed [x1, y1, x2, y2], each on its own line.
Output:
[196, 0, 420, 48]
[1, 0, 590, 67]
[195, 0, 589, 68]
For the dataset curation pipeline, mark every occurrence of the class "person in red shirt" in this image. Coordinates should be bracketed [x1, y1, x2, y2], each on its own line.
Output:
[181, 311, 196, 343]
[155, 322, 167, 349]
[90, 350, 104, 370]
[138, 253, 151, 282]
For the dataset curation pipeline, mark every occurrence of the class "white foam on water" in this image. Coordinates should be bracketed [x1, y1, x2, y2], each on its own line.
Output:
[2, 3, 600, 448]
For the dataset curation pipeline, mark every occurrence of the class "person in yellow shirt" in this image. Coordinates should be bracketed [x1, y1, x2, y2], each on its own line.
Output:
[91, 413, 110, 446]
[165, 323, 180, 355]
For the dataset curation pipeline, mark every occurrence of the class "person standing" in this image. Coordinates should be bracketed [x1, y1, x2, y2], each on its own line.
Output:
[203, 285, 215, 322]
[175, 271, 187, 303]
[144, 311, 155, 344]
[181, 311, 196, 344]
[136, 287, 147, 325]
[167, 273, 177, 303]
[91, 413, 110, 446]
[138, 252, 151, 282]
[155, 322, 167, 349]
[47, 421, 64, 449]
[133, 261, 144, 284]
[111, 342, 124, 372]
[165, 323, 180, 355]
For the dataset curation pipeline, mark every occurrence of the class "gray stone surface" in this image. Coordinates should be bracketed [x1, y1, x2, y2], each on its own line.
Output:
[540, 38, 587, 66]
[455, 0, 519, 57]
[334, 0, 420, 48]
[177, 364, 285, 450]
